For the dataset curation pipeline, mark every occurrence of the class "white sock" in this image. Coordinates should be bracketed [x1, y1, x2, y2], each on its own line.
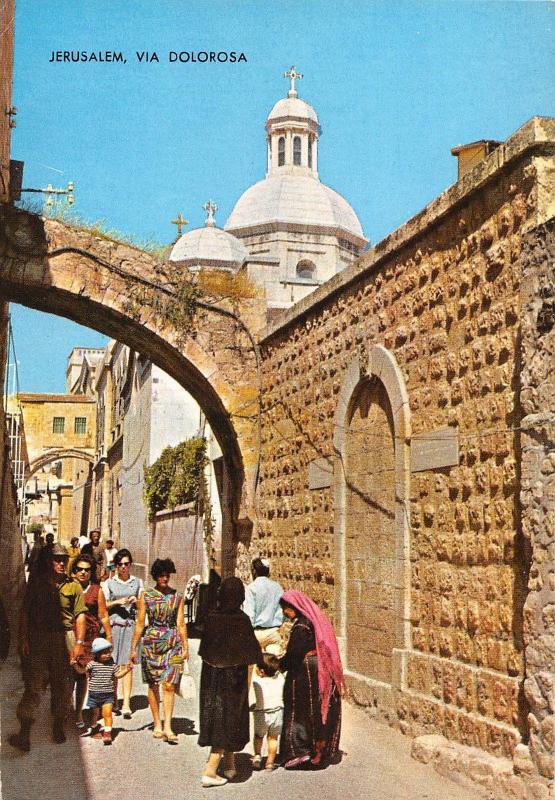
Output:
[104, 726, 112, 732]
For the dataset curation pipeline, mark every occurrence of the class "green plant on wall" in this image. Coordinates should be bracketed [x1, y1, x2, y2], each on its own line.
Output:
[26, 522, 44, 536]
[143, 437, 207, 519]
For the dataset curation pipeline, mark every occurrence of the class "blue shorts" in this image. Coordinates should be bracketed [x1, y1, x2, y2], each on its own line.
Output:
[87, 691, 115, 710]
[253, 708, 283, 738]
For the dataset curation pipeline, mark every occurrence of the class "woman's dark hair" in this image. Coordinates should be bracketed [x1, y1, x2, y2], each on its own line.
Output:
[113, 548, 133, 566]
[258, 652, 280, 677]
[71, 552, 97, 582]
[70, 536, 79, 546]
[218, 576, 245, 612]
[151, 558, 176, 580]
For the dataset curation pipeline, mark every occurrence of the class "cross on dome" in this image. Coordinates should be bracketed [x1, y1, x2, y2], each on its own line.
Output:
[283, 65, 303, 98]
[203, 199, 218, 227]
[171, 211, 188, 238]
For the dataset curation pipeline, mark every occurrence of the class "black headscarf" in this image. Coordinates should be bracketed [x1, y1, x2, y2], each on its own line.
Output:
[199, 576, 261, 667]
[218, 576, 245, 612]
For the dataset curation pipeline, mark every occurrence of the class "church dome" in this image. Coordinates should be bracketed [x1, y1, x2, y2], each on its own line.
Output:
[225, 174, 365, 242]
[267, 96, 319, 125]
[170, 201, 248, 271]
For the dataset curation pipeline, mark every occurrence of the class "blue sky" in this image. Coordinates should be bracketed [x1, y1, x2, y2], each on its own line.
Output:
[8, 0, 553, 392]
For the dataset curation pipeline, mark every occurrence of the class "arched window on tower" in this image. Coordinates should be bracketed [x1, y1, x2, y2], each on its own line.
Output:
[308, 137, 313, 168]
[278, 136, 285, 167]
[293, 136, 302, 166]
[296, 259, 317, 280]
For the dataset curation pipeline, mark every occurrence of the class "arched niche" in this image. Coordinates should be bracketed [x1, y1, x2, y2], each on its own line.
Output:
[333, 346, 411, 690]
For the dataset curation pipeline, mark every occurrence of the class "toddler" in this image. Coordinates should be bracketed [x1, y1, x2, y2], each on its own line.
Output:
[251, 652, 285, 771]
[74, 637, 132, 744]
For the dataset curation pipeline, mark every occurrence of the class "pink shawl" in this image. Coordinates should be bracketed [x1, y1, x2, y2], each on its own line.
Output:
[281, 590, 345, 723]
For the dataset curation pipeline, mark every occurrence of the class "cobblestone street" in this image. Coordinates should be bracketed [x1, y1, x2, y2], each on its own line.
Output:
[0, 641, 485, 800]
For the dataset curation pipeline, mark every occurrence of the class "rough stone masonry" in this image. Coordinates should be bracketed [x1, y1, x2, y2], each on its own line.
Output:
[252, 117, 555, 798]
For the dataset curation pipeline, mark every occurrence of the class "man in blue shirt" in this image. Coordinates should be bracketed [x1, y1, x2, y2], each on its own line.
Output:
[243, 558, 284, 655]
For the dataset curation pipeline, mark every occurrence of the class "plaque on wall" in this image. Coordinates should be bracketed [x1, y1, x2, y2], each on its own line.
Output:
[308, 457, 333, 489]
[411, 428, 459, 472]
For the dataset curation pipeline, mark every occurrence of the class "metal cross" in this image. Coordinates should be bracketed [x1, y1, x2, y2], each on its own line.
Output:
[283, 66, 303, 98]
[171, 211, 189, 237]
[202, 199, 218, 226]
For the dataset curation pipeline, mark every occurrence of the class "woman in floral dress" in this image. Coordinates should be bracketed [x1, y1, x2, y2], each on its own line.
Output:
[130, 558, 188, 743]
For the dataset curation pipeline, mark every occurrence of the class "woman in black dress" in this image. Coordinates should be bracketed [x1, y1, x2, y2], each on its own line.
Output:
[279, 590, 345, 769]
[198, 576, 261, 787]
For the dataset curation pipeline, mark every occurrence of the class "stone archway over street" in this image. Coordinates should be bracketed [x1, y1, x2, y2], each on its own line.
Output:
[27, 448, 94, 480]
[0, 206, 265, 573]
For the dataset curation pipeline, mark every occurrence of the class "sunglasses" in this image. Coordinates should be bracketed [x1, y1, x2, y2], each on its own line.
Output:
[119, 561, 131, 567]
[52, 556, 68, 563]
[75, 566, 91, 573]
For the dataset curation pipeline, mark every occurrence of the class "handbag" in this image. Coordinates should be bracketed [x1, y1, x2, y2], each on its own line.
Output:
[176, 661, 196, 700]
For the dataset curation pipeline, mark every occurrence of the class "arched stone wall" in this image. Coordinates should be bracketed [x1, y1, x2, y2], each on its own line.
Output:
[333, 346, 411, 690]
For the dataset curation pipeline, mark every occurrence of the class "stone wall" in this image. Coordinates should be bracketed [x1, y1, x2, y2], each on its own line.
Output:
[519, 218, 555, 789]
[0, 303, 25, 644]
[0, 0, 14, 204]
[255, 117, 554, 783]
[149, 505, 205, 589]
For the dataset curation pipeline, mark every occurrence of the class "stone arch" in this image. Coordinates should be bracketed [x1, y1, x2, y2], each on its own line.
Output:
[333, 346, 411, 689]
[1, 208, 263, 575]
[27, 448, 94, 480]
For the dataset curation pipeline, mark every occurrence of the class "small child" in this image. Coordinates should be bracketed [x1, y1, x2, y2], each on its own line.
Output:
[74, 637, 132, 745]
[251, 652, 285, 771]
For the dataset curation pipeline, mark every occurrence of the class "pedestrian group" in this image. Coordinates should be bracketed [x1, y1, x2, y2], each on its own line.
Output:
[12, 531, 345, 788]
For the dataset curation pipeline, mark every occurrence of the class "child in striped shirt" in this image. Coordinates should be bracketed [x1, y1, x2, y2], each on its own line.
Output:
[76, 637, 132, 744]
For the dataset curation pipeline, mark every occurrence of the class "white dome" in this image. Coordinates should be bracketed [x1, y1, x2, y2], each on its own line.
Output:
[169, 225, 248, 270]
[267, 96, 319, 124]
[225, 174, 366, 241]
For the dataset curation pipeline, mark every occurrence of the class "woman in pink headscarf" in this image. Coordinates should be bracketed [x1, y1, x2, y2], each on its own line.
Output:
[278, 590, 345, 769]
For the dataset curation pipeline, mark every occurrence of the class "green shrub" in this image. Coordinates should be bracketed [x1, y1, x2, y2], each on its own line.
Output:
[143, 437, 207, 519]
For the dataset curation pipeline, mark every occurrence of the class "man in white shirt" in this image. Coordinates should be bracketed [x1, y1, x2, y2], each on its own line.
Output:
[78, 533, 90, 550]
[104, 539, 118, 573]
[243, 558, 284, 655]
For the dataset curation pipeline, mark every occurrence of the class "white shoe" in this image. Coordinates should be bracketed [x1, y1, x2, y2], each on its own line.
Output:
[201, 775, 228, 787]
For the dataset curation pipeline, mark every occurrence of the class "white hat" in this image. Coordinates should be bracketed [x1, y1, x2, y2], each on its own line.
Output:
[91, 637, 112, 655]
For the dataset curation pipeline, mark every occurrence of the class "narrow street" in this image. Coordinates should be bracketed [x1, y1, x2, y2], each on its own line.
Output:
[0, 640, 485, 800]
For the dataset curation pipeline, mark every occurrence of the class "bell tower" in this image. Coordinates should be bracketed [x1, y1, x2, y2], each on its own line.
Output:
[265, 66, 320, 178]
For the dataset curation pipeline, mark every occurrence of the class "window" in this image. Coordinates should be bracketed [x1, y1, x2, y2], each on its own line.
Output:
[52, 417, 65, 434]
[278, 136, 285, 166]
[74, 417, 87, 434]
[308, 137, 313, 168]
[296, 260, 317, 280]
[293, 136, 301, 165]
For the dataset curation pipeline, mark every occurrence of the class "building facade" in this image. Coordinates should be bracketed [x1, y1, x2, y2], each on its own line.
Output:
[6, 392, 96, 542]
[83, 341, 222, 582]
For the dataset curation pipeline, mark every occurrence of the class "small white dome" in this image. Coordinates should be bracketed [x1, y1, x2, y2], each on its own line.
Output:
[225, 174, 366, 241]
[267, 96, 319, 125]
[169, 226, 248, 271]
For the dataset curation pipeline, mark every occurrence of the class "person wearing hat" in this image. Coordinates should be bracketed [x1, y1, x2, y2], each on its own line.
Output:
[9, 543, 87, 752]
[73, 637, 132, 744]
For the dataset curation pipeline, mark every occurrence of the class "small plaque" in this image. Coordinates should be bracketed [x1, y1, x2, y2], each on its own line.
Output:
[411, 428, 459, 472]
[309, 457, 333, 490]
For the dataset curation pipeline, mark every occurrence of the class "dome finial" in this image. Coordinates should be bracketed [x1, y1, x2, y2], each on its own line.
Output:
[283, 65, 303, 98]
[202, 199, 218, 227]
